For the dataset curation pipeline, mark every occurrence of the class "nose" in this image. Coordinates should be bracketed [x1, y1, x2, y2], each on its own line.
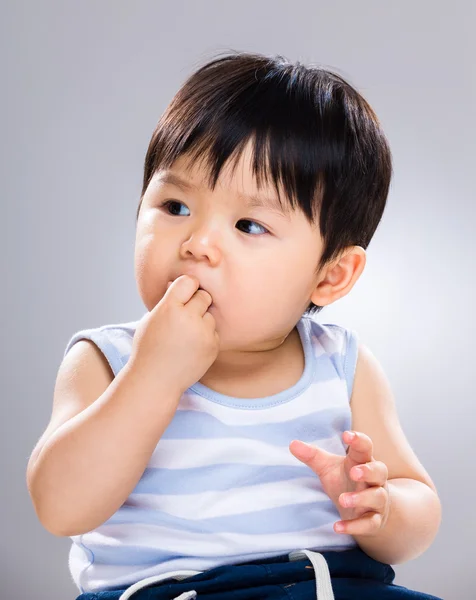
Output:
[180, 226, 222, 264]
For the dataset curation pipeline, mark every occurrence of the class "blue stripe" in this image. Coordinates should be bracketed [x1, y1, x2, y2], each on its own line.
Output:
[82, 541, 355, 568]
[106, 500, 337, 535]
[86, 544, 182, 566]
[132, 464, 312, 495]
[313, 348, 345, 382]
[162, 407, 347, 444]
[82, 543, 336, 568]
[327, 351, 345, 380]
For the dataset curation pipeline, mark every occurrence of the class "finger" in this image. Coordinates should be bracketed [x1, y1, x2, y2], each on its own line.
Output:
[187, 287, 214, 316]
[339, 485, 388, 511]
[165, 275, 201, 305]
[350, 461, 388, 486]
[289, 440, 338, 476]
[343, 431, 374, 463]
[202, 311, 218, 334]
[335, 511, 383, 536]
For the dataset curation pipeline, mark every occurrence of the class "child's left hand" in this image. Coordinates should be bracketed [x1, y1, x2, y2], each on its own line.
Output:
[289, 431, 391, 536]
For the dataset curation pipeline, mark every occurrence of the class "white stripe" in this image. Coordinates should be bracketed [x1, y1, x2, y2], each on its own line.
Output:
[148, 434, 346, 469]
[179, 378, 348, 425]
[127, 477, 328, 519]
[84, 522, 354, 562]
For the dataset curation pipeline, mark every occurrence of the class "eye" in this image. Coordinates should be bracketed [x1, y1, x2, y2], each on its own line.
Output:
[159, 201, 270, 236]
[160, 200, 190, 217]
[236, 220, 269, 236]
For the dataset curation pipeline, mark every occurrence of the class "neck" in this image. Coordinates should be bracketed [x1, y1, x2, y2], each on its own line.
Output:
[198, 326, 299, 385]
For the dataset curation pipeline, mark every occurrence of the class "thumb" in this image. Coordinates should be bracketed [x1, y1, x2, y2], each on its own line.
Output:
[289, 440, 337, 476]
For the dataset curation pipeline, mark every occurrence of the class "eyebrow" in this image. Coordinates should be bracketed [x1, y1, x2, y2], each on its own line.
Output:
[156, 172, 291, 220]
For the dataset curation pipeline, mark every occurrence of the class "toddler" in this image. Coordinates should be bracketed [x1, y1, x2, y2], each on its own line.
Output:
[27, 51, 442, 600]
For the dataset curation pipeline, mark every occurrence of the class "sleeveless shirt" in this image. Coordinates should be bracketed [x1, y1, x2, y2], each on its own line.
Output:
[62, 314, 359, 592]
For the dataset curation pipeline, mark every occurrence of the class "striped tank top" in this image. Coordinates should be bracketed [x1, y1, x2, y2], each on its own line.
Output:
[62, 314, 359, 593]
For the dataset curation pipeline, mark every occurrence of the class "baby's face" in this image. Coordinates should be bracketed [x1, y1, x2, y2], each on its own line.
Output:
[134, 141, 324, 350]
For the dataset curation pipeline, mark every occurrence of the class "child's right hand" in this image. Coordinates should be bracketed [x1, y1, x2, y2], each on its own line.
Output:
[129, 275, 220, 394]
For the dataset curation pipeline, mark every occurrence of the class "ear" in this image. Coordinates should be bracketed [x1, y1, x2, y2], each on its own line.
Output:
[310, 246, 366, 307]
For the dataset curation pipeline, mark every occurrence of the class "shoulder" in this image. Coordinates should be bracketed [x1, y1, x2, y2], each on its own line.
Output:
[63, 317, 141, 377]
[304, 318, 360, 397]
[28, 317, 141, 471]
[28, 327, 123, 474]
[350, 341, 437, 492]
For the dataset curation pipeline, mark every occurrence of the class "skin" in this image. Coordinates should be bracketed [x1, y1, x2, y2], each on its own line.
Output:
[27, 137, 440, 557]
[134, 139, 366, 395]
[290, 431, 391, 536]
[133, 140, 442, 558]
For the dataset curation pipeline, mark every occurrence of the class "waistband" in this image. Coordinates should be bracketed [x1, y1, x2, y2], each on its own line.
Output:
[108, 547, 395, 600]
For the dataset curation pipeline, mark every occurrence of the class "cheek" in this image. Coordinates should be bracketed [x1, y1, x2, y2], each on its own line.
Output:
[134, 236, 167, 305]
[134, 236, 152, 282]
[135, 229, 164, 268]
[256, 261, 312, 311]
[227, 267, 288, 309]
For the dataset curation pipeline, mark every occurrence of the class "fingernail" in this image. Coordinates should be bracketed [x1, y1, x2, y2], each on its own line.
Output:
[354, 468, 363, 479]
[345, 494, 356, 507]
[346, 431, 355, 441]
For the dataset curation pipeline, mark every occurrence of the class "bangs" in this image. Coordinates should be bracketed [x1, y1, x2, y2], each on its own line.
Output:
[139, 53, 362, 225]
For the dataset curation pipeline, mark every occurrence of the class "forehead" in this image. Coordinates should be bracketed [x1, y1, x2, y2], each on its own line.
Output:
[153, 144, 295, 219]
[168, 143, 273, 193]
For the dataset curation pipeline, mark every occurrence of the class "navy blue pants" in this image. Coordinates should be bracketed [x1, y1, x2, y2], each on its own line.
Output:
[76, 547, 442, 599]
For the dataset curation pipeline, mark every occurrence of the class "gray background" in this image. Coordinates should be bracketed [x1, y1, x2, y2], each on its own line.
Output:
[2, 1, 474, 599]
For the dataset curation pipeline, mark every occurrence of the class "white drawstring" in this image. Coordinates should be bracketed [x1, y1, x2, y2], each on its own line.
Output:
[289, 550, 335, 599]
[118, 549, 334, 599]
[172, 592, 197, 600]
[118, 569, 200, 600]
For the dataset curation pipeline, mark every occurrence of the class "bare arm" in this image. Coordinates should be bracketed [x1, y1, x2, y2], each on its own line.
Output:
[353, 477, 441, 564]
[26, 340, 182, 537]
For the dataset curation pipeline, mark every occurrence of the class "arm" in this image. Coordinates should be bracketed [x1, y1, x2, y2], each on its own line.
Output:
[353, 477, 441, 564]
[26, 340, 182, 537]
[350, 343, 442, 564]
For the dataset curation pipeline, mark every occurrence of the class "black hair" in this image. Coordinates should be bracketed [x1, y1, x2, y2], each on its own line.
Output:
[137, 50, 393, 316]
